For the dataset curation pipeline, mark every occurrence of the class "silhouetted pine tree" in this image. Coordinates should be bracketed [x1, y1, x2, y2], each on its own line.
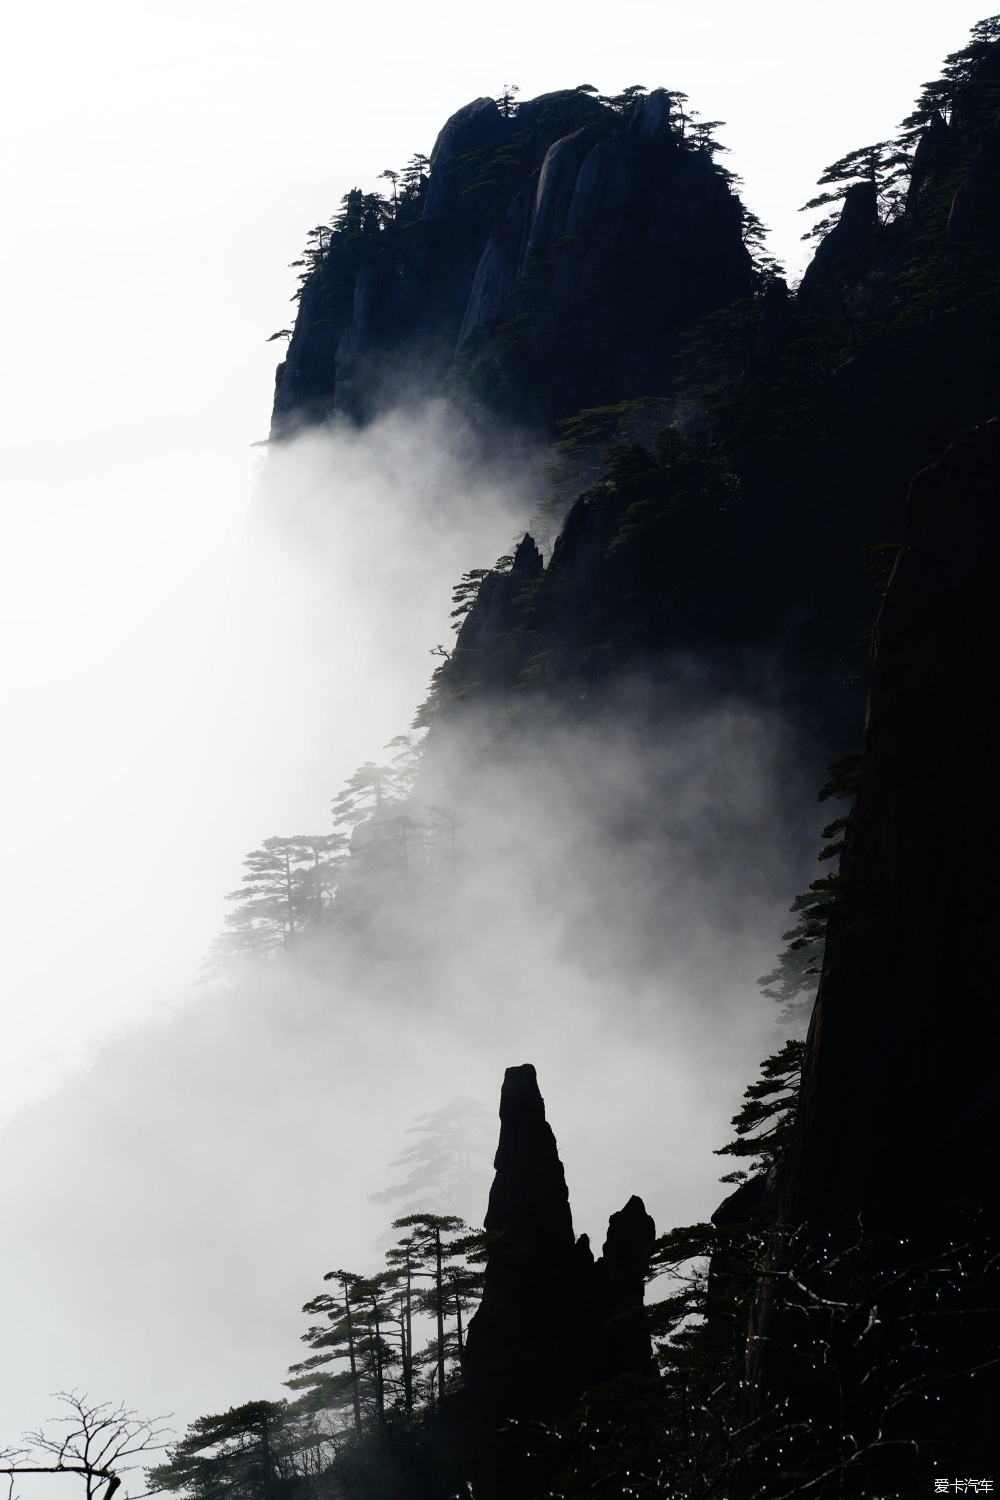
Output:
[369, 1098, 492, 1221]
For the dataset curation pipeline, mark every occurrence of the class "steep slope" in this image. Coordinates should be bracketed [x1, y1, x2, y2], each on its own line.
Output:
[735, 421, 1000, 1495]
[789, 421, 1000, 1233]
[417, 39, 1000, 746]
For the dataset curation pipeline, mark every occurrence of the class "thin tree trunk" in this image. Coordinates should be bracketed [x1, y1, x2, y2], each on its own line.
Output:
[343, 1286, 362, 1432]
[372, 1303, 385, 1423]
[283, 847, 295, 947]
[435, 1229, 446, 1400]
[404, 1256, 414, 1412]
[259, 1413, 275, 1500]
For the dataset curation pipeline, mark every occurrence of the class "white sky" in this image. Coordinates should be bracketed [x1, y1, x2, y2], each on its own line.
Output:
[0, 0, 987, 1114]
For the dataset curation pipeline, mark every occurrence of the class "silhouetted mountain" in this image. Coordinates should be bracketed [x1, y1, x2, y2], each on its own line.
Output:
[271, 88, 751, 436]
[249, 33, 1000, 1500]
[410, 61, 1000, 748]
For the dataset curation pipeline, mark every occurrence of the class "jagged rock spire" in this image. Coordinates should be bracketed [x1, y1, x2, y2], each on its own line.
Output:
[444, 1065, 657, 1499]
[463, 1064, 656, 1404]
[482, 1062, 574, 1246]
[463, 1064, 579, 1396]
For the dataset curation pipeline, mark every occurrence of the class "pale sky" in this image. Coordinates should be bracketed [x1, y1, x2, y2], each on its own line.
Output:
[0, 0, 987, 1111]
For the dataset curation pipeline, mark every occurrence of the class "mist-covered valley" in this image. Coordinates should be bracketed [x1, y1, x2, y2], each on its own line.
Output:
[0, 404, 822, 1441]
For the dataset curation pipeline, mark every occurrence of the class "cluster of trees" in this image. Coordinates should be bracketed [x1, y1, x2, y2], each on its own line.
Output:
[273, 77, 745, 344]
[130, 1022, 804, 1500]
[147, 899, 996, 1500]
[799, 140, 914, 241]
[82, 1098, 493, 1500]
[667, 12, 1000, 480]
[287, 1212, 483, 1425]
[573, 80, 730, 150]
[901, 13, 1000, 132]
[799, 14, 1000, 240]
[139, 1211, 488, 1500]
[204, 732, 467, 979]
[368, 1096, 493, 1225]
[275, 158, 431, 324]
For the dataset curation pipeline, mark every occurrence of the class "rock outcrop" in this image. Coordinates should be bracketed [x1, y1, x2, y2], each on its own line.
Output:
[462, 1063, 580, 1401]
[463, 1063, 656, 1406]
[947, 110, 1000, 246]
[270, 88, 752, 434]
[445, 1064, 655, 1497]
[797, 179, 880, 311]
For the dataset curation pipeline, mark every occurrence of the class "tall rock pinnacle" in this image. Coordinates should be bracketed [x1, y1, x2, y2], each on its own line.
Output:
[462, 1063, 580, 1399]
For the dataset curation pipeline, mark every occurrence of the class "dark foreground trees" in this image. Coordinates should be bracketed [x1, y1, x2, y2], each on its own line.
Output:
[147, 1403, 312, 1500]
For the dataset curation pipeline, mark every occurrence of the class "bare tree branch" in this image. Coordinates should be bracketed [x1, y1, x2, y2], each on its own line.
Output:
[0, 1394, 170, 1500]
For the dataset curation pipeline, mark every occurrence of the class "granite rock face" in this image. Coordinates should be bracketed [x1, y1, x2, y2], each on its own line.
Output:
[947, 111, 1000, 246]
[271, 88, 752, 434]
[740, 423, 1000, 1488]
[452, 532, 544, 674]
[423, 97, 507, 222]
[788, 420, 1000, 1232]
[797, 179, 880, 310]
[462, 1063, 656, 1414]
[461, 1064, 578, 1398]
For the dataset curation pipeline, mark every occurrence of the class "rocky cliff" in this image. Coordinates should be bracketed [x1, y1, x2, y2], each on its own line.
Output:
[789, 421, 1000, 1234]
[417, 61, 1000, 748]
[736, 422, 1000, 1494]
[270, 88, 752, 435]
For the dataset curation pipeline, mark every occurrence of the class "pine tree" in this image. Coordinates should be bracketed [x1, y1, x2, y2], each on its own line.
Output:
[757, 751, 861, 1028]
[204, 833, 346, 981]
[400, 154, 430, 201]
[290, 833, 349, 931]
[147, 1403, 303, 1500]
[799, 141, 912, 240]
[389, 1215, 466, 1402]
[351, 1273, 402, 1424]
[741, 209, 785, 286]
[331, 764, 397, 828]
[448, 551, 515, 631]
[328, 741, 427, 924]
[713, 1038, 805, 1184]
[900, 15, 1000, 133]
[597, 84, 647, 115]
[287, 1271, 366, 1432]
[495, 84, 520, 119]
[384, 1229, 422, 1413]
[369, 1098, 492, 1221]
